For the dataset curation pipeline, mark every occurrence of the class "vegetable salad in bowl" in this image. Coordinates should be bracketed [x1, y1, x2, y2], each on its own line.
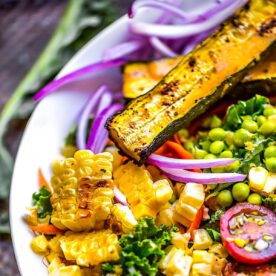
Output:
[16, 0, 276, 275]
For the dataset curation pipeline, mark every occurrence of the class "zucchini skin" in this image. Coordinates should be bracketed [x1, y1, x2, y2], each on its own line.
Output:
[107, 0, 276, 163]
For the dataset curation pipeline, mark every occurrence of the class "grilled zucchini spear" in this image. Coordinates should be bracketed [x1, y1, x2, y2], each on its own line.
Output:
[107, 0, 276, 162]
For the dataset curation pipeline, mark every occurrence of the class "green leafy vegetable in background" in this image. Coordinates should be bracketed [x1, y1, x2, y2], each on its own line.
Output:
[224, 95, 269, 130]
[206, 228, 221, 242]
[32, 186, 52, 218]
[263, 195, 276, 213]
[0, 0, 121, 233]
[102, 217, 177, 276]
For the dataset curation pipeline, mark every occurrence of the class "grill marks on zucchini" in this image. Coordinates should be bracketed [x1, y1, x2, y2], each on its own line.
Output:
[107, 0, 276, 162]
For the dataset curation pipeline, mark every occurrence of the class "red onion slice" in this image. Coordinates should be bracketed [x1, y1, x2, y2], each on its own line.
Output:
[86, 103, 123, 153]
[130, 0, 247, 39]
[76, 86, 108, 150]
[114, 187, 128, 206]
[161, 167, 246, 184]
[33, 59, 126, 101]
[147, 154, 235, 169]
[149, 37, 178, 57]
[102, 40, 145, 61]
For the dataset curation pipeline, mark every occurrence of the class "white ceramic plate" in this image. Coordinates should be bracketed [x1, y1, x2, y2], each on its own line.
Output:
[10, 1, 216, 275]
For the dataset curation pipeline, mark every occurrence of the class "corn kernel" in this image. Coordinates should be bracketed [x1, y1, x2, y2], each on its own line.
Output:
[192, 263, 212, 276]
[180, 183, 205, 209]
[30, 235, 48, 255]
[192, 250, 214, 264]
[175, 201, 198, 221]
[193, 229, 213, 250]
[234, 238, 248, 248]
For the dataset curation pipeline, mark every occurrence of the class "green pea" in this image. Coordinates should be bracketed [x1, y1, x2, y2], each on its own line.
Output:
[219, 150, 233, 158]
[225, 160, 240, 172]
[211, 166, 225, 173]
[233, 129, 253, 147]
[209, 141, 225, 154]
[265, 157, 276, 173]
[247, 193, 262, 205]
[205, 153, 217, 159]
[201, 140, 211, 152]
[257, 115, 266, 127]
[225, 132, 234, 146]
[178, 129, 189, 139]
[208, 128, 226, 141]
[259, 120, 275, 136]
[185, 141, 194, 152]
[232, 183, 250, 202]
[202, 117, 212, 128]
[217, 190, 233, 207]
[241, 120, 258, 133]
[264, 146, 276, 159]
[264, 106, 276, 117]
[194, 148, 208, 159]
[210, 115, 222, 129]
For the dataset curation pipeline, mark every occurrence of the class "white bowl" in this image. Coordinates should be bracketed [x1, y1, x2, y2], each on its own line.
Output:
[10, 1, 215, 275]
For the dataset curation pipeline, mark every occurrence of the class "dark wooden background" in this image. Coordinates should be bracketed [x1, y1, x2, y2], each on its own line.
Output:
[0, 0, 129, 274]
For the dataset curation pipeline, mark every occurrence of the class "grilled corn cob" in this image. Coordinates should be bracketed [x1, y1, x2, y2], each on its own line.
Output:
[51, 150, 115, 231]
[173, 183, 205, 227]
[111, 203, 137, 233]
[59, 230, 120, 267]
[114, 162, 173, 219]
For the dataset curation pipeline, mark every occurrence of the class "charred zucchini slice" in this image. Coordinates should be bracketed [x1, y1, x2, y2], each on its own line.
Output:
[123, 51, 275, 100]
[107, 0, 276, 163]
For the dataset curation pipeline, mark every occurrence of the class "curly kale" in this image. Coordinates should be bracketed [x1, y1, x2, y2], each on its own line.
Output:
[102, 217, 177, 276]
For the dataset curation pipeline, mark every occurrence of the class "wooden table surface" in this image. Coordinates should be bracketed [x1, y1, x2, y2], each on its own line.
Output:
[0, 0, 129, 274]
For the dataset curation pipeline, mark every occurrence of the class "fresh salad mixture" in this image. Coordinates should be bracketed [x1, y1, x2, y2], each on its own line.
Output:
[22, 0, 276, 275]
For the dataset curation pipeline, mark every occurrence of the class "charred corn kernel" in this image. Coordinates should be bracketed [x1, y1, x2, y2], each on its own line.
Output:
[176, 202, 198, 221]
[23, 206, 38, 226]
[208, 243, 228, 258]
[60, 230, 120, 267]
[160, 247, 192, 276]
[193, 229, 213, 250]
[192, 263, 212, 276]
[172, 232, 191, 251]
[48, 236, 63, 255]
[249, 167, 268, 191]
[112, 204, 137, 233]
[51, 150, 114, 231]
[172, 210, 192, 227]
[131, 203, 157, 219]
[156, 205, 175, 226]
[192, 250, 214, 264]
[180, 183, 205, 209]
[114, 162, 172, 219]
[30, 235, 48, 255]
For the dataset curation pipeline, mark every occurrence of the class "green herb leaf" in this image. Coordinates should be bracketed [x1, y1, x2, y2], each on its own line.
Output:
[224, 95, 269, 130]
[206, 228, 221, 242]
[102, 217, 177, 276]
[32, 186, 52, 218]
[263, 195, 276, 213]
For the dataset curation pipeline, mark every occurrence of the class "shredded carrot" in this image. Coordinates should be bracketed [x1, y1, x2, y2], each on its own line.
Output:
[186, 205, 204, 237]
[172, 134, 182, 145]
[29, 224, 63, 235]
[165, 141, 194, 159]
[38, 168, 53, 193]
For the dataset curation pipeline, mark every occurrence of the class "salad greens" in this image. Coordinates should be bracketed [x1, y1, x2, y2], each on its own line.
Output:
[32, 187, 52, 218]
[103, 217, 177, 276]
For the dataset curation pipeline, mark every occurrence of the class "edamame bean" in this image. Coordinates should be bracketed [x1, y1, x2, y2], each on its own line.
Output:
[241, 120, 258, 133]
[217, 190, 233, 207]
[264, 146, 276, 159]
[233, 129, 253, 147]
[208, 128, 226, 141]
[259, 120, 275, 136]
[247, 193, 262, 205]
[209, 141, 225, 154]
[265, 157, 276, 172]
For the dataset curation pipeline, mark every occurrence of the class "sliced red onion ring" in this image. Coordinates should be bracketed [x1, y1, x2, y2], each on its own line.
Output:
[161, 167, 246, 184]
[95, 90, 113, 116]
[147, 154, 235, 169]
[128, 0, 190, 21]
[76, 85, 108, 149]
[149, 37, 178, 57]
[130, 0, 247, 39]
[33, 59, 126, 101]
[102, 40, 145, 61]
[114, 187, 128, 206]
[87, 103, 123, 153]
